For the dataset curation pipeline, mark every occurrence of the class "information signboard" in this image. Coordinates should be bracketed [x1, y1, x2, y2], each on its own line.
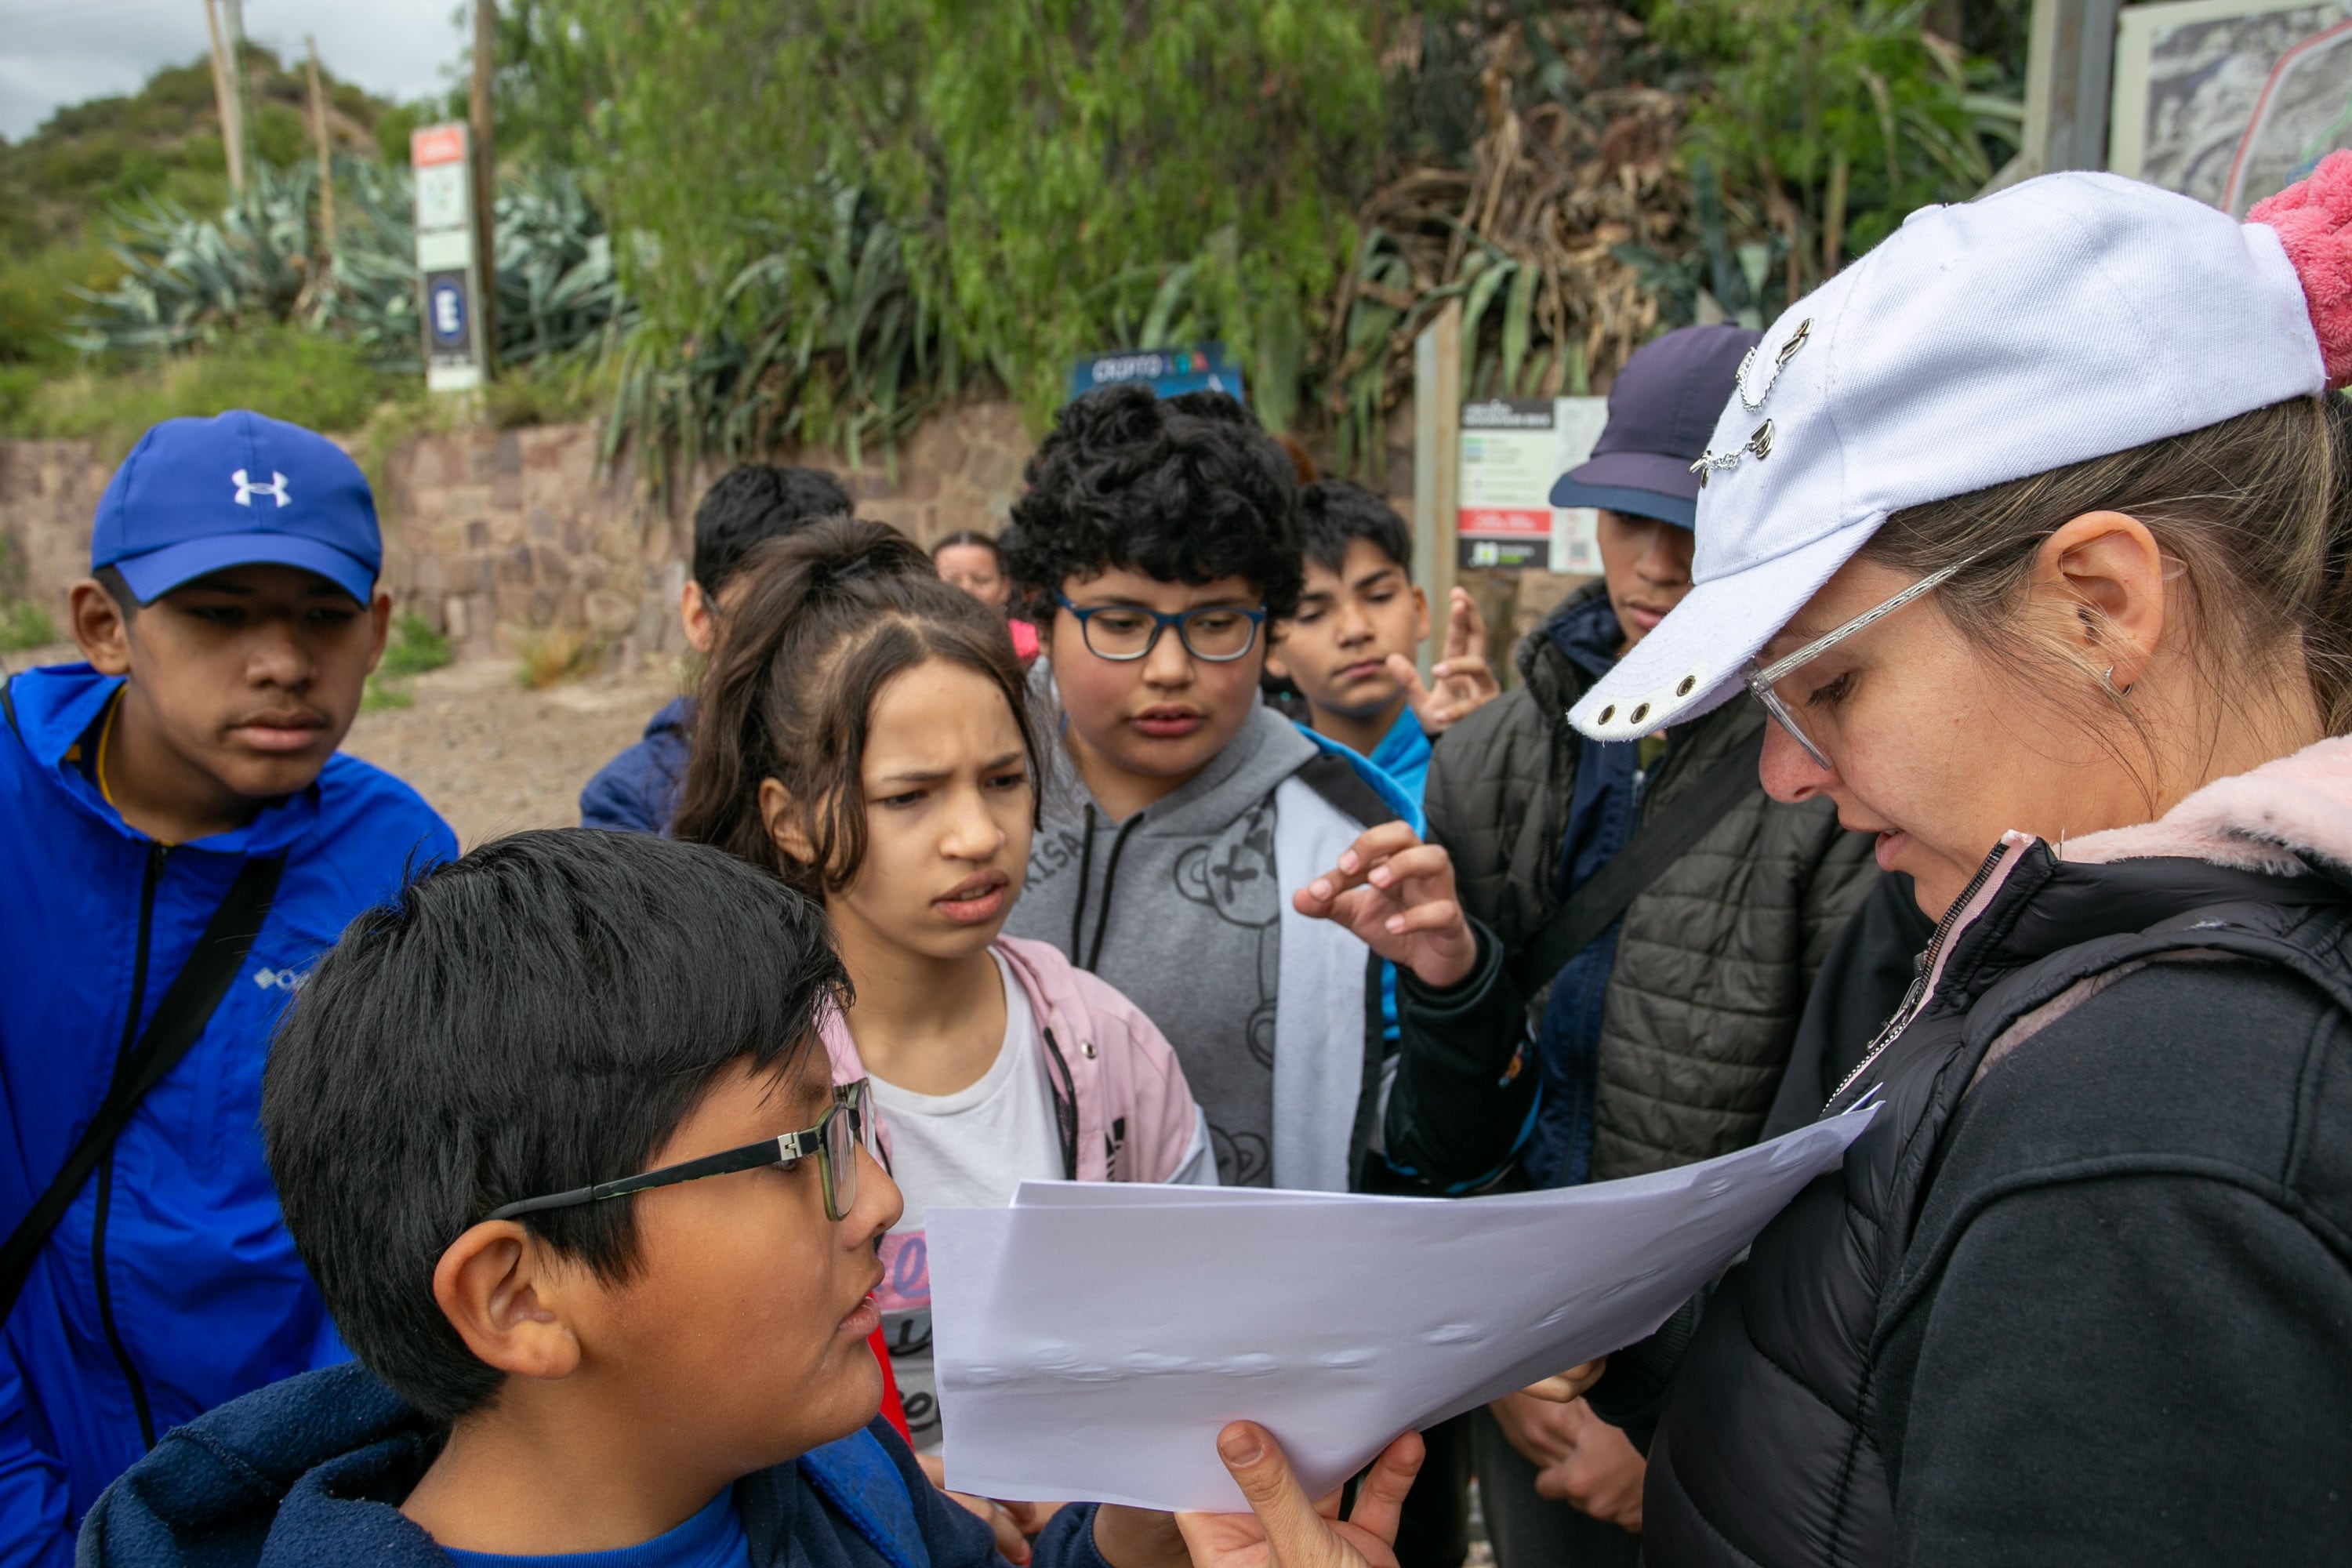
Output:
[2110, 0, 2352, 216]
[1457, 397, 1611, 572]
[1067, 344, 1247, 406]
[412, 123, 487, 392]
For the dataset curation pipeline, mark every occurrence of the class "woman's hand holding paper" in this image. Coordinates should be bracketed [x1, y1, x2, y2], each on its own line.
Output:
[1175, 1423, 1424, 1568]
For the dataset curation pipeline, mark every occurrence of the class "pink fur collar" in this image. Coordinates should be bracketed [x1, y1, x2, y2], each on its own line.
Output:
[2058, 735, 2352, 875]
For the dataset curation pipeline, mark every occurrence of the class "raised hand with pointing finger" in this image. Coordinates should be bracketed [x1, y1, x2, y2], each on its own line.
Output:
[1291, 822, 1478, 990]
[1384, 587, 1500, 735]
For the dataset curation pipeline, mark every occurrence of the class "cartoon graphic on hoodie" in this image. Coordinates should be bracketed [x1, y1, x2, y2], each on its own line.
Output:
[1009, 688, 1419, 1191]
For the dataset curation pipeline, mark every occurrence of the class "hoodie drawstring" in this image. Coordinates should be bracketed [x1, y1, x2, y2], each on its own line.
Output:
[1068, 804, 1143, 974]
[1069, 806, 1096, 960]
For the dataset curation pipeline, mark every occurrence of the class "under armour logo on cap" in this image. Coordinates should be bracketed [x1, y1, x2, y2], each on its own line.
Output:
[91, 409, 380, 603]
[231, 468, 292, 508]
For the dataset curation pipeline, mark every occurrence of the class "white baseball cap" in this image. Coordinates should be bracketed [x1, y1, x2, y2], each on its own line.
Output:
[1569, 168, 2335, 743]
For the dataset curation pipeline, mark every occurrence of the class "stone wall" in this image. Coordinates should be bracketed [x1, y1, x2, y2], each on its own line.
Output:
[0, 402, 1043, 667]
[0, 397, 1467, 670]
[0, 440, 112, 622]
[377, 401, 1039, 665]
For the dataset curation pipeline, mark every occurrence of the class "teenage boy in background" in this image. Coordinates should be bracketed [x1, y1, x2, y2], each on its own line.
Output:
[999, 387, 1533, 1196]
[579, 463, 851, 832]
[1264, 479, 1500, 804]
[0, 411, 456, 1568]
[1297, 325, 1880, 1568]
[82, 829, 1425, 1568]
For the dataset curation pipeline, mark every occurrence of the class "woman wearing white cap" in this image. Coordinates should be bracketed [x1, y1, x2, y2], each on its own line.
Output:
[1184, 154, 2352, 1563]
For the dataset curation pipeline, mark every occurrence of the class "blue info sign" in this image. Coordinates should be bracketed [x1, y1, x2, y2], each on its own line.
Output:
[1066, 343, 1247, 406]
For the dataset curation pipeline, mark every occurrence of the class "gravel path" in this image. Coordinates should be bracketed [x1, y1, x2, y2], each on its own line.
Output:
[341, 659, 683, 848]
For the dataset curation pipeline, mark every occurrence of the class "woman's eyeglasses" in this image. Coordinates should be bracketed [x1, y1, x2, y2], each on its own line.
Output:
[1742, 558, 1974, 769]
[483, 1079, 876, 1227]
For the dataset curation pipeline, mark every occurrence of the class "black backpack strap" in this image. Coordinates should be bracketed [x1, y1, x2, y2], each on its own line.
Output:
[1294, 750, 1402, 831]
[1509, 733, 1762, 997]
[1, 674, 18, 746]
[0, 852, 288, 1317]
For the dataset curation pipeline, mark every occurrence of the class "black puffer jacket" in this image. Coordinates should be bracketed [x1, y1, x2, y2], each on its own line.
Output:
[1423, 586, 1877, 1178]
[1641, 739, 2352, 1566]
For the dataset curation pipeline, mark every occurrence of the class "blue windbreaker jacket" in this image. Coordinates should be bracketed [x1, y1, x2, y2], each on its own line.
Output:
[0, 664, 456, 1567]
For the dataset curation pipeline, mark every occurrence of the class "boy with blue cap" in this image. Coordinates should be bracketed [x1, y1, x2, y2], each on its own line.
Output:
[0, 409, 456, 1566]
[1294, 325, 1879, 1568]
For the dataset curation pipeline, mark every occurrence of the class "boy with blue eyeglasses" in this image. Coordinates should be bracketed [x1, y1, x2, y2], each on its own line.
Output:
[997, 387, 1533, 1197]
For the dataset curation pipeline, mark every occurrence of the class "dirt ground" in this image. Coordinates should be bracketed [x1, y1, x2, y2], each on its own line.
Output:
[342, 658, 684, 847]
[3, 640, 681, 847]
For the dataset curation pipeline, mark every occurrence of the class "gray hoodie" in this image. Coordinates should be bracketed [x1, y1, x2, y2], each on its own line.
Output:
[1005, 689, 1402, 1190]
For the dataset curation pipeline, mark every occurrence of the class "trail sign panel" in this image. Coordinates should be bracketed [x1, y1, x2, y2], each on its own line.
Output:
[412, 123, 486, 392]
[1457, 397, 1610, 572]
[1068, 344, 1247, 406]
[1458, 401, 1555, 568]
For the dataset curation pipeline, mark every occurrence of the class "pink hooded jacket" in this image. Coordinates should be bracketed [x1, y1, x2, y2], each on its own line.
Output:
[819, 935, 1213, 1186]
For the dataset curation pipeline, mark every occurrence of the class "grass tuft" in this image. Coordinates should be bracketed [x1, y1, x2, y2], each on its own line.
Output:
[514, 626, 600, 690]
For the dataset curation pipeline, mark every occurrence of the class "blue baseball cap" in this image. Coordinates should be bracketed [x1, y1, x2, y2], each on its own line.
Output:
[91, 410, 381, 604]
[1549, 324, 1761, 529]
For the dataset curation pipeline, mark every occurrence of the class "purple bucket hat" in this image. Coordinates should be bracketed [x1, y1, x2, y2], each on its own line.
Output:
[1548, 324, 1760, 528]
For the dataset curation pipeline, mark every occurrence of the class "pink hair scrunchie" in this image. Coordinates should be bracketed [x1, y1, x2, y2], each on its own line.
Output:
[2250, 148, 2352, 390]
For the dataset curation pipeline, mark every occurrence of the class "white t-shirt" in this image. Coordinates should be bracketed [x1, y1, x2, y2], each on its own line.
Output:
[871, 949, 1062, 1452]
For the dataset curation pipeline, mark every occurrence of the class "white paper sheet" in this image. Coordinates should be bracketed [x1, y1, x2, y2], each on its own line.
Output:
[928, 1104, 1875, 1512]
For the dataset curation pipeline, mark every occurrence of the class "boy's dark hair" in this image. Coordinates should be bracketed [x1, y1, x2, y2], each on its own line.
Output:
[261, 829, 844, 1423]
[673, 517, 1043, 901]
[931, 529, 1003, 564]
[94, 565, 141, 615]
[1297, 480, 1413, 580]
[691, 465, 854, 597]
[1002, 386, 1305, 620]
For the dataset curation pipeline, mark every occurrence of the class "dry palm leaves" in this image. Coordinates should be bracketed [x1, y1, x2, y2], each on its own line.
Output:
[1327, 14, 1688, 476]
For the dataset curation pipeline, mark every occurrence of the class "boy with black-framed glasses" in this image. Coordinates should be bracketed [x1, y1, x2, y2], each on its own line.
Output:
[81, 829, 1204, 1568]
[996, 387, 1517, 1200]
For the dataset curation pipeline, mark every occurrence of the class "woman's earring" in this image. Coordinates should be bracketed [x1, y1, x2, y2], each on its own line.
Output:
[2102, 664, 2132, 699]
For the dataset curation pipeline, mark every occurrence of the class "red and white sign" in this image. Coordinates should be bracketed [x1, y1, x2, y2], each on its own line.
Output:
[411, 124, 466, 167]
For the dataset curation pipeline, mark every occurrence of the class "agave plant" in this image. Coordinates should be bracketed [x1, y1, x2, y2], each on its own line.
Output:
[67, 164, 324, 354]
[603, 184, 946, 495]
[72, 157, 620, 376]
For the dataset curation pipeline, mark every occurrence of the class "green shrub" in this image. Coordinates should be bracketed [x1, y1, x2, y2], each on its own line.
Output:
[360, 674, 415, 711]
[1652, 0, 2013, 310]
[379, 612, 452, 678]
[0, 601, 55, 654]
[4, 327, 394, 451]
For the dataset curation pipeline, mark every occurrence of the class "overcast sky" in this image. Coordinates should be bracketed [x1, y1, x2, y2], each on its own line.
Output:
[2, 0, 467, 141]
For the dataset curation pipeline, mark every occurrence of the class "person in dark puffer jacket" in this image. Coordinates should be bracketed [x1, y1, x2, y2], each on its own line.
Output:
[1298, 328, 1880, 1568]
[1214, 158, 2352, 1568]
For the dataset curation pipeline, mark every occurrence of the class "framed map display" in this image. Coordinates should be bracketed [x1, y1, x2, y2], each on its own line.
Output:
[2111, 0, 2352, 216]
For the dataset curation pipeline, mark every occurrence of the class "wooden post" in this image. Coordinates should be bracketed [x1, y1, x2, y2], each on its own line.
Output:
[305, 37, 336, 253]
[201, 0, 245, 196]
[1410, 299, 1463, 681]
[470, 0, 499, 378]
[2019, 0, 2122, 176]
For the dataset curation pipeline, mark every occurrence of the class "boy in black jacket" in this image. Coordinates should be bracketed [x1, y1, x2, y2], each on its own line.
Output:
[76, 831, 1212, 1568]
